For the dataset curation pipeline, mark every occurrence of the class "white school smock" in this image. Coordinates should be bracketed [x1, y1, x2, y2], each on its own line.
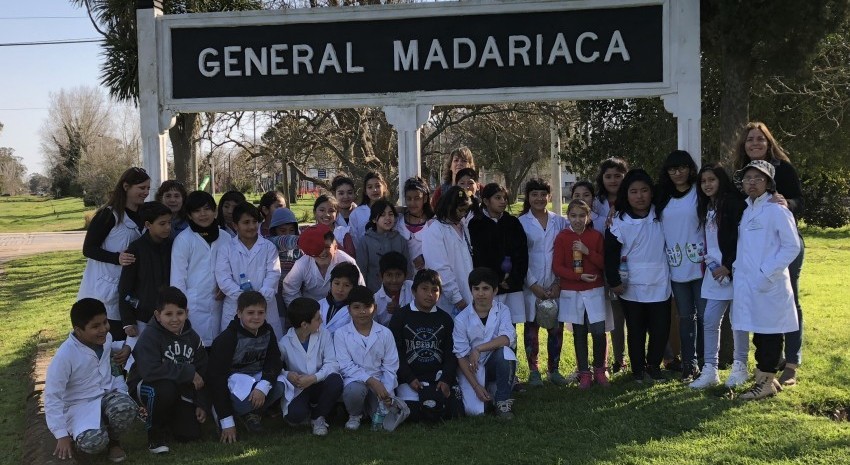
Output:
[171, 228, 230, 346]
[333, 321, 399, 391]
[396, 217, 432, 276]
[281, 251, 362, 305]
[421, 220, 474, 314]
[318, 297, 352, 335]
[519, 210, 567, 320]
[276, 328, 339, 415]
[374, 280, 414, 326]
[731, 193, 800, 334]
[452, 301, 517, 416]
[609, 206, 672, 303]
[558, 287, 610, 326]
[215, 235, 283, 336]
[348, 204, 371, 248]
[660, 186, 705, 282]
[44, 333, 128, 440]
[77, 208, 142, 321]
[593, 197, 614, 226]
[701, 209, 733, 301]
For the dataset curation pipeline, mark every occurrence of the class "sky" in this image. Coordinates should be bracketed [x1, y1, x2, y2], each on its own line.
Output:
[0, 1, 105, 176]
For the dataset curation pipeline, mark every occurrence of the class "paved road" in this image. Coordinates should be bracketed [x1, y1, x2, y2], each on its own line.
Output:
[0, 231, 85, 264]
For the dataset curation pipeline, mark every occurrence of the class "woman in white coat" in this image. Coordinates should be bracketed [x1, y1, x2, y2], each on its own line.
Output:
[518, 178, 569, 387]
[421, 186, 474, 316]
[78, 167, 149, 341]
[215, 202, 283, 337]
[732, 160, 800, 400]
[170, 191, 230, 346]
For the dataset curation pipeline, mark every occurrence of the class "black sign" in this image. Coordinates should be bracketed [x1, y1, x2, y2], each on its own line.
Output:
[169, 5, 663, 99]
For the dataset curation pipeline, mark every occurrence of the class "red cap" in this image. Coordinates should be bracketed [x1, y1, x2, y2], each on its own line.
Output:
[298, 224, 332, 257]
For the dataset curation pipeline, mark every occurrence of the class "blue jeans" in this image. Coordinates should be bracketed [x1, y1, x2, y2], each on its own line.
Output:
[784, 232, 804, 365]
[231, 381, 285, 416]
[702, 299, 748, 366]
[671, 279, 706, 370]
[485, 348, 514, 403]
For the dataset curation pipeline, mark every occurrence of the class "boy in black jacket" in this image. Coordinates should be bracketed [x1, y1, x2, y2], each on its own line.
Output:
[388, 269, 459, 422]
[118, 201, 173, 339]
[128, 287, 208, 454]
[208, 291, 284, 443]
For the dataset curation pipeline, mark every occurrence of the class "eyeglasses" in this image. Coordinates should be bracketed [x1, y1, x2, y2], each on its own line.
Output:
[742, 176, 767, 184]
[667, 166, 689, 174]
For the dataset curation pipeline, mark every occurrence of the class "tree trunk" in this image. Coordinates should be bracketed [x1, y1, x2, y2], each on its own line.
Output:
[718, 46, 753, 164]
[169, 112, 199, 187]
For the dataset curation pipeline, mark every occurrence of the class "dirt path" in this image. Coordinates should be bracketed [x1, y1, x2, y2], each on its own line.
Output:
[0, 232, 85, 265]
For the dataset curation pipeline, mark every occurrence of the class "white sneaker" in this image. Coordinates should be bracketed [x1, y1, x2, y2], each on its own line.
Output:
[344, 415, 362, 431]
[689, 364, 720, 389]
[311, 416, 329, 436]
[725, 360, 749, 387]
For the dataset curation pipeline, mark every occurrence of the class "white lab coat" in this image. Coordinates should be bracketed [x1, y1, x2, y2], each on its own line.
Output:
[348, 204, 371, 248]
[170, 228, 230, 346]
[558, 287, 610, 326]
[608, 207, 672, 303]
[373, 280, 414, 326]
[215, 235, 283, 336]
[281, 251, 362, 305]
[396, 218, 432, 275]
[44, 333, 128, 440]
[421, 220, 474, 314]
[731, 193, 800, 334]
[452, 301, 517, 416]
[519, 211, 567, 320]
[276, 328, 339, 415]
[333, 321, 399, 391]
[77, 209, 142, 321]
[318, 298, 352, 335]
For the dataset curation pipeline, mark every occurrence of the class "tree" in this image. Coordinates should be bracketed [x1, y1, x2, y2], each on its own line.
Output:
[28, 173, 51, 195]
[0, 122, 27, 195]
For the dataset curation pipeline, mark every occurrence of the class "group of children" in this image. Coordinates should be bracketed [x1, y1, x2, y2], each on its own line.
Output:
[48, 126, 804, 460]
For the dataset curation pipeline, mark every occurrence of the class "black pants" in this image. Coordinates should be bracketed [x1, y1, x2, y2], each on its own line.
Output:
[573, 314, 608, 372]
[134, 379, 201, 441]
[610, 299, 626, 364]
[284, 373, 343, 423]
[621, 298, 671, 374]
[753, 333, 783, 374]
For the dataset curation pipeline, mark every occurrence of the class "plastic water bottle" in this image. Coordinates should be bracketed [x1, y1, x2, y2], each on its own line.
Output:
[239, 273, 253, 291]
[371, 401, 388, 431]
[706, 260, 730, 286]
[618, 256, 629, 284]
[573, 250, 584, 274]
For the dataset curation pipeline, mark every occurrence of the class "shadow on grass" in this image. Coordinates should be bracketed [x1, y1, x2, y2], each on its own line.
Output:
[1, 208, 88, 222]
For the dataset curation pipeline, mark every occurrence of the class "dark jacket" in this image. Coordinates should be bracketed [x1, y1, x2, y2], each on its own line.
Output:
[389, 304, 457, 387]
[118, 232, 172, 327]
[467, 211, 528, 294]
[127, 318, 208, 407]
[714, 193, 747, 273]
[771, 159, 804, 222]
[207, 317, 282, 421]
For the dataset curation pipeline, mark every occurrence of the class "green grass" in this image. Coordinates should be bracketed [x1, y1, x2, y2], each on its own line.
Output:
[0, 237, 848, 465]
[0, 196, 93, 233]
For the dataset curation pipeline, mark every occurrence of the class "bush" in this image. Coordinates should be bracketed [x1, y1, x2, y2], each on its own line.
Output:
[802, 169, 850, 228]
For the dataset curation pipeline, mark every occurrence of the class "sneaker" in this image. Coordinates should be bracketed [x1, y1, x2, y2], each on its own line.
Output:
[148, 442, 169, 454]
[778, 364, 798, 386]
[495, 399, 514, 420]
[108, 441, 128, 462]
[689, 364, 720, 389]
[577, 371, 593, 390]
[527, 370, 544, 388]
[593, 367, 610, 387]
[739, 371, 778, 400]
[548, 371, 570, 386]
[664, 356, 682, 372]
[345, 415, 362, 431]
[647, 366, 667, 383]
[612, 360, 628, 375]
[681, 364, 701, 383]
[725, 361, 750, 387]
[632, 371, 648, 384]
[311, 416, 329, 436]
[240, 412, 264, 433]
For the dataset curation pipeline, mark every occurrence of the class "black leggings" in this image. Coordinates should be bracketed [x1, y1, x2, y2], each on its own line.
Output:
[753, 333, 783, 374]
[573, 314, 608, 372]
[620, 298, 671, 374]
[134, 379, 201, 441]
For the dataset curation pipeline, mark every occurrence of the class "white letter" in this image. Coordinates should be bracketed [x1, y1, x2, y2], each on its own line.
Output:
[453, 38, 476, 69]
[536, 34, 543, 65]
[346, 42, 364, 73]
[224, 46, 242, 76]
[270, 44, 289, 75]
[478, 36, 504, 68]
[576, 32, 599, 63]
[547, 33, 573, 65]
[318, 44, 342, 74]
[393, 40, 418, 71]
[424, 39, 449, 70]
[245, 47, 268, 76]
[508, 35, 530, 66]
[605, 30, 631, 62]
[198, 48, 220, 77]
[292, 44, 314, 75]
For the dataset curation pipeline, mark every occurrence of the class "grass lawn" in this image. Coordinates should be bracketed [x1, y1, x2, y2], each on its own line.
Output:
[0, 232, 848, 465]
[0, 196, 93, 233]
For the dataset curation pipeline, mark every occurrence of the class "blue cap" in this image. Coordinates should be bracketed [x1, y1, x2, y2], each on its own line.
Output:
[270, 208, 298, 229]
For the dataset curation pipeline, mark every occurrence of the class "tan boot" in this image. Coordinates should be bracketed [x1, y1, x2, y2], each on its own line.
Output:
[740, 370, 779, 400]
[778, 363, 798, 386]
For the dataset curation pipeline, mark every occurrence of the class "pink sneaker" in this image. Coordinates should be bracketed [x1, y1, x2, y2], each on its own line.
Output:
[578, 371, 593, 390]
[594, 367, 610, 387]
